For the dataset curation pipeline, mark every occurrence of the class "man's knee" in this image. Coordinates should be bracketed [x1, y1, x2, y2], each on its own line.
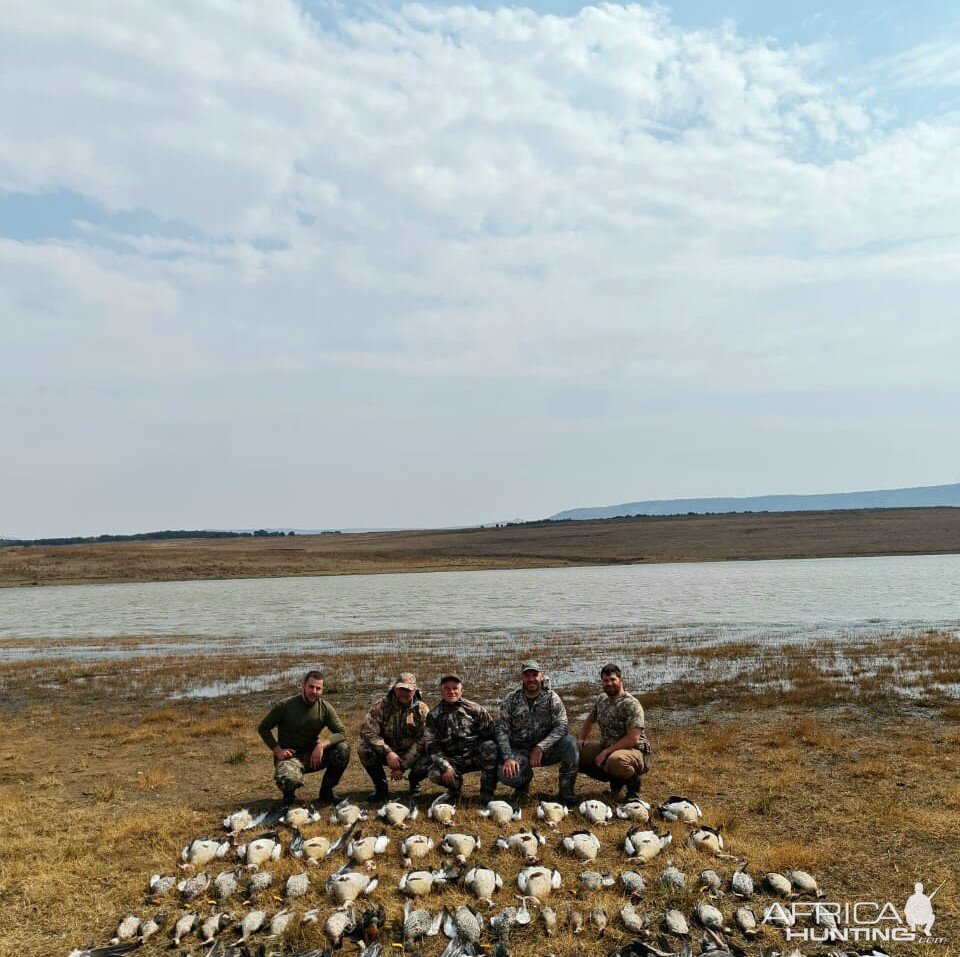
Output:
[326, 742, 351, 768]
[497, 754, 530, 788]
[274, 757, 305, 789]
[605, 749, 643, 781]
[555, 734, 579, 767]
[477, 740, 498, 769]
[357, 742, 381, 769]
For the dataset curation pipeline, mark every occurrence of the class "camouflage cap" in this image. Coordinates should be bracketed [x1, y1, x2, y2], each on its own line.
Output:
[393, 672, 418, 691]
[520, 660, 542, 674]
[439, 672, 463, 685]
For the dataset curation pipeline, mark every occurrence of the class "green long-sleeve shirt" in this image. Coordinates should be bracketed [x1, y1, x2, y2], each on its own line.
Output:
[257, 695, 346, 753]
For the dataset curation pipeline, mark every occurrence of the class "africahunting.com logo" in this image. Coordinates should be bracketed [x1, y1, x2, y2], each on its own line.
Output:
[763, 880, 947, 945]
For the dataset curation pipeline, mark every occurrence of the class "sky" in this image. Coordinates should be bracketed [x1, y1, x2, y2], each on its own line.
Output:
[3, 0, 960, 537]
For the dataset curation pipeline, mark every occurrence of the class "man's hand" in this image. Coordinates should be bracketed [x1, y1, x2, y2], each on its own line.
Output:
[529, 747, 543, 768]
[440, 767, 457, 787]
[389, 767, 405, 781]
[309, 743, 326, 770]
[595, 748, 610, 769]
[503, 758, 521, 780]
[273, 745, 294, 760]
[386, 751, 403, 772]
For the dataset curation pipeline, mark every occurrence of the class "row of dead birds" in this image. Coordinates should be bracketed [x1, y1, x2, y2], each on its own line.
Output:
[71, 793, 829, 957]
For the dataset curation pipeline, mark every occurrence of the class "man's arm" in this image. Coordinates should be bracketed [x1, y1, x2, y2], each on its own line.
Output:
[577, 702, 599, 745]
[424, 710, 452, 772]
[494, 694, 515, 761]
[359, 697, 389, 753]
[257, 702, 294, 760]
[400, 702, 430, 767]
[536, 691, 569, 753]
[321, 701, 346, 747]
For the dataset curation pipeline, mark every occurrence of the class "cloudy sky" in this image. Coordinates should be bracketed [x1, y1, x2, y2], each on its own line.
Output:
[3, 0, 960, 537]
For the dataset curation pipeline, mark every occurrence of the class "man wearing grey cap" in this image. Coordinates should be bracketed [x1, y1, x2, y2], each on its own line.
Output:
[424, 672, 498, 804]
[495, 661, 579, 807]
[358, 672, 431, 801]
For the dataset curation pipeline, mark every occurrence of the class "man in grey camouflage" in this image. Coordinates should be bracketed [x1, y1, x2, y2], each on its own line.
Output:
[358, 672, 431, 801]
[495, 661, 579, 806]
[577, 662, 650, 800]
[424, 672, 498, 804]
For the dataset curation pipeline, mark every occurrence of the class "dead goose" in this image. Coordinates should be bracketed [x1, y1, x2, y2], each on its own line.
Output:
[686, 825, 726, 856]
[620, 870, 648, 896]
[616, 798, 652, 822]
[267, 908, 295, 937]
[624, 827, 672, 863]
[237, 833, 282, 869]
[214, 868, 242, 901]
[399, 869, 444, 897]
[590, 907, 609, 936]
[786, 869, 824, 897]
[568, 906, 585, 935]
[514, 895, 534, 926]
[733, 906, 758, 938]
[479, 799, 521, 825]
[579, 870, 615, 894]
[658, 797, 703, 824]
[239, 908, 267, 942]
[401, 833, 435, 866]
[562, 830, 602, 861]
[170, 911, 199, 946]
[441, 832, 482, 864]
[427, 796, 457, 826]
[285, 871, 311, 898]
[517, 865, 561, 900]
[330, 798, 368, 827]
[109, 915, 141, 945]
[290, 827, 331, 863]
[541, 905, 558, 936]
[180, 837, 231, 868]
[536, 800, 568, 828]
[660, 865, 687, 888]
[620, 901, 648, 934]
[464, 865, 504, 906]
[730, 863, 754, 898]
[327, 867, 379, 906]
[663, 908, 689, 936]
[281, 805, 321, 828]
[147, 873, 176, 900]
[763, 871, 794, 897]
[198, 912, 232, 943]
[496, 829, 545, 862]
[699, 869, 723, 894]
[346, 832, 391, 868]
[176, 872, 211, 903]
[578, 799, 614, 826]
[379, 800, 418, 827]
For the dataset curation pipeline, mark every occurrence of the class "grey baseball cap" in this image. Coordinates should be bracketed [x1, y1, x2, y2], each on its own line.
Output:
[520, 661, 542, 674]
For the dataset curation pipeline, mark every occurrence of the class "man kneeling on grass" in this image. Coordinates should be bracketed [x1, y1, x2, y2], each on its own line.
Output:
[358, 672, 431, 801]
[257, 669, 351, 805]
[577, 662, 650, 800]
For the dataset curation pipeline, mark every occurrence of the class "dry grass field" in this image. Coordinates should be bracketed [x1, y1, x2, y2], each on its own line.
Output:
[4, 507, 960, 588]
[0, 630, 957, 957]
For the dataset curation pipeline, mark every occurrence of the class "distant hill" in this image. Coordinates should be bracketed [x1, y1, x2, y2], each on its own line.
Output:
[549, 482, 960, 521]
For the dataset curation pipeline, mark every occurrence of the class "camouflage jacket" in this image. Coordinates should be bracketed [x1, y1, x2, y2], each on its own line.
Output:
[588, 691, 647, 750]
[359, 685, 430, 766]
[495, 685, 568, 758]
[424, 698, 496, 772]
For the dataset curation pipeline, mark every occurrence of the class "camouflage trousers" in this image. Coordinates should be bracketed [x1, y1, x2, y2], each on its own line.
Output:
[273, 742, 351, 796]
[427, 740, 498, 794]
[496, 734, 579, 789]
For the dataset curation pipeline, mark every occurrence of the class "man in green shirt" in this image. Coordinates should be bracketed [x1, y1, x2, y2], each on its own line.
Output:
[257, 670, 351, 804]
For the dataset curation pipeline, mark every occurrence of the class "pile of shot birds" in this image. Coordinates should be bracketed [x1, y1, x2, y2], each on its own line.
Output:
[68, 792, 848, 957]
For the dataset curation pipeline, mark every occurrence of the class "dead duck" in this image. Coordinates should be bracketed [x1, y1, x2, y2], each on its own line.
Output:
[170, 911, 199, 946]
[660, 865, 687, 888]
[449, 904, 484, 947]
[786, 869, 824, 897]
[578, 870, 615, 894]
[479, 800, 521, 825]
[620, 902, 648, 934]
[624, 827, 672, 862]
[379, 800, 418, 827]
[578, 799, 614, 826]
[733, 906, 758, 938]
[198, 912, 232, 943]
[109, 915, 141, 945]
[245, 869, 273, 902]
[464, 866, 504, 906]
[567, 906, 585, 935]
[620, 870, 647, 896]
[176, 872, 210, 903]
[540, 905, 558, 936]
[663, 908, 689, 936]
[401, 833, 435, 866]
[268, 908, 295, 937]
[517, 864, 561, 900]
[763, 871, 794, 897]
[403, 899, 443, 945]
[536, 800, 568, 828]
[562, 830, 602, 861]
[658, 797, 703, 824]
[180, 838, 231, 869]
[239, 908, 267, 942]
[285, 871, 311, 898]
[590, 906, 609, 936]
[700, 869, 723, 894]
[324, 907, 356, 946]
[496, 829, 545, 862]
[694, 900, 728, 933]
[730, 863, 754, 898]
[147, 874, 176, 900]
[441, 831, 481, 864]
[213, 868, 242, 901]
[330, 798, 368, 827]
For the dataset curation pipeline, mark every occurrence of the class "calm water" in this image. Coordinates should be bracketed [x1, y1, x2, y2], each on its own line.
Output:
[2, 553, 959, 644]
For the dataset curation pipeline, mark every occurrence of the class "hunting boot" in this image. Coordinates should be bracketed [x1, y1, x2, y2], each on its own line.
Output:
[318, 743, 349, 805]
[513, 782, 530, 806]
[623, 774, 642, 801]
[557, 768, 578, 808]
[365, 762, 389, 803]
[478, 768, 498, 804]
[280, 785, 298, 805]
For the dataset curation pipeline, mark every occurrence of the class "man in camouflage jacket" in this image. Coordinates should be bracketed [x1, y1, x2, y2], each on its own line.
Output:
[358, 672, 431, 801]
[424, 672, 498, 803]
[577, 662, 650, 800]
[495, 660, 579, 806]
